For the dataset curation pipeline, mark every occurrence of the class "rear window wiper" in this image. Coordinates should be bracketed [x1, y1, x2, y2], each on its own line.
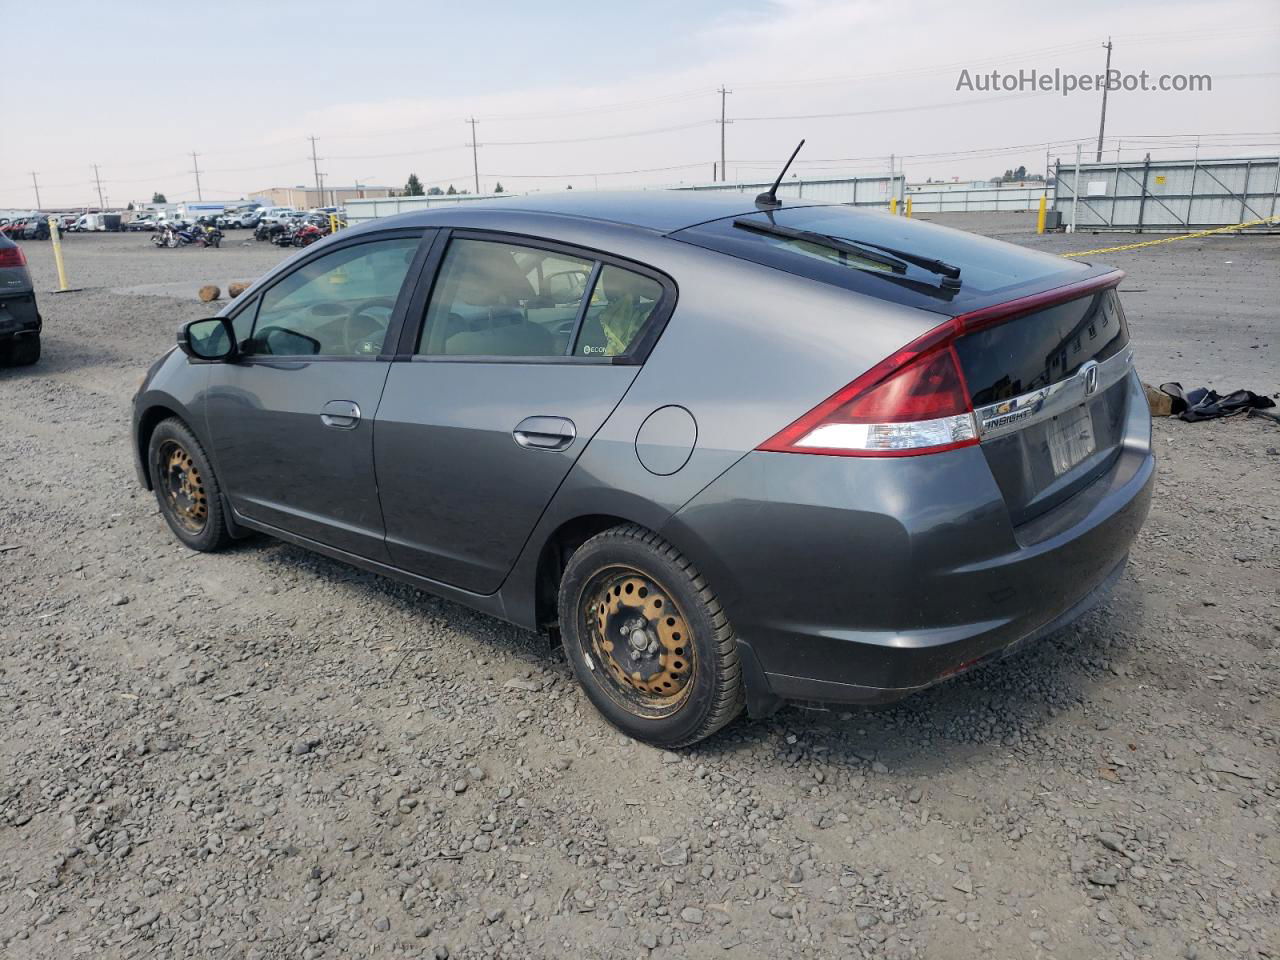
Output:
[732, 218, 962, 290]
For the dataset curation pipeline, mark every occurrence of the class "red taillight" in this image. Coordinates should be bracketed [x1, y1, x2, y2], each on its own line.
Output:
[758, 322, 977, 457]
[758, 270, 1128, 458]
[0, 246, 27, 268]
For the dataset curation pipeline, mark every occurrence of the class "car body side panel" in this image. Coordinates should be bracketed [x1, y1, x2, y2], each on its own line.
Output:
[131, 349, 212, 484]
[496, 235, 947, 628]
[375, 361, 641, 594]
[203, 360, 393, 560]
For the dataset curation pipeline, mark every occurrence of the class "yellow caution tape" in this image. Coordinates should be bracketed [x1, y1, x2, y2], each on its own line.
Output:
[1062, 215, 1280, 258]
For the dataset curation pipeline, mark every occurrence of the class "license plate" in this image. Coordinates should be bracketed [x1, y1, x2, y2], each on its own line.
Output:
[1047, 405, 1095, 476]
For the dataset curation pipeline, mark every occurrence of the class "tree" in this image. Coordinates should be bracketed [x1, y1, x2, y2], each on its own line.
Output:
[126, 202, 135, 211]
[427, 186, 443, 196]
[446, 185, 457, 195]
[1014, 165, 1027, 180]
[152, 192, 167, 204]
[403, 174, 425, 197]
[494, 182, 504, 193]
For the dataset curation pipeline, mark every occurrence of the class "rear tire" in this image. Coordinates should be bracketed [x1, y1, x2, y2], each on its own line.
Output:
[147, 418, 232, 552]
[558, 524, 745, 748]
[6, 334, 39, 366]
[11, 332, 40, 366]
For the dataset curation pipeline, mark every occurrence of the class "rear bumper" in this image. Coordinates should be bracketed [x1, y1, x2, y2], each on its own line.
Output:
[0, 293, 41, 339]
[755, 552, 1128, 710]
[664, 372, 1154, 713]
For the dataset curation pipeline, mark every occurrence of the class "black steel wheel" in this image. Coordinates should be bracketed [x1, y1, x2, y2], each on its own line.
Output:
[559, 524, 744, 748]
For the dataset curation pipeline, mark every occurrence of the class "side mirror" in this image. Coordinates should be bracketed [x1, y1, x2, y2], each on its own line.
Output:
[178, 317, 237, 361]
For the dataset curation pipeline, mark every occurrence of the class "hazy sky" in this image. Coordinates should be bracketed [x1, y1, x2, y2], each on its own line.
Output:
[2, 0, 1277, 208]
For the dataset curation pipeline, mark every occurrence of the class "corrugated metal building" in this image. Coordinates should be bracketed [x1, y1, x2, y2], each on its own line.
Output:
[251, 185, 394, 209]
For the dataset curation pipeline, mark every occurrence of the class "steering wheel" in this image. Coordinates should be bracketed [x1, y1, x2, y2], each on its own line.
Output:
[342, 297, 397, 355]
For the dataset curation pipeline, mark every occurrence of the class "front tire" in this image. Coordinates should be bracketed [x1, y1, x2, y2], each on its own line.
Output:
[147, 418, 232, 552]
[558, 524, 745, 748]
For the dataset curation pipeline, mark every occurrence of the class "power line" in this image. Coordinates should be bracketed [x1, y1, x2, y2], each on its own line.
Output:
[483, 120, 713, 147]
[91, 164, 105, 211]
[735, 90, 1050, 122]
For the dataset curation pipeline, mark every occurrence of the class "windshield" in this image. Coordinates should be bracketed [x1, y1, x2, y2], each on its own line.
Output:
[674, 204, 1092, 315]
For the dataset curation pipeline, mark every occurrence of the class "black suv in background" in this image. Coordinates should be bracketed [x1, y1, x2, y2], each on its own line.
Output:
[0, 232, 41, 365]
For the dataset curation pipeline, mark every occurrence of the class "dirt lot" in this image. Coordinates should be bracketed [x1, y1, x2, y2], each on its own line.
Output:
[1, 223, 1277, 960]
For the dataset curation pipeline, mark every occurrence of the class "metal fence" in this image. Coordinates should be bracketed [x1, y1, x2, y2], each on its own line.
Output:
[345, 192, 506, 225]
[676, 175, 905, 208]
[905, 184, 1047, 213]
[1053, 156, 1280, 232]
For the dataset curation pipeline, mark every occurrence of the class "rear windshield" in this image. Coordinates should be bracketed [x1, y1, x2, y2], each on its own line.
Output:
[956, 288, 1130, 405]
[673, 205, 1090, 314]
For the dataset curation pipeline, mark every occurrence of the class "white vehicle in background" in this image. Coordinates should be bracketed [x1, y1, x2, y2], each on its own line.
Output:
[258, 207, 297, 225]
[126, 214, 159, 232]
[215, 204, 260, 229]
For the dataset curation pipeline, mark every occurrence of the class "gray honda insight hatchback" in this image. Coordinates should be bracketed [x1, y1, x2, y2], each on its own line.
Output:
[131, 191, 1153, 747]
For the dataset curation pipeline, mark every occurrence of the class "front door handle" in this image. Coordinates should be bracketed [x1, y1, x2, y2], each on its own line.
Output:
[320, 400, 361, 429]
[513, 415, 576, 451]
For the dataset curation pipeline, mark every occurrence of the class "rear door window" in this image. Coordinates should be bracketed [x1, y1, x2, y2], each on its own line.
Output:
[416, 237, 670, 360]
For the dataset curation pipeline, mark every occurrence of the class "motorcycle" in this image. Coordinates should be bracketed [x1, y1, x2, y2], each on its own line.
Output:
[152, 224, 180, 248]
[153, 222, 223, 249]
[196, 222, 224, 248]
[292, 222, 324, 247]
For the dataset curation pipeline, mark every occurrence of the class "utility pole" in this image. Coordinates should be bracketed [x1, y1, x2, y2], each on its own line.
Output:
[716, 86, 732, 182]
[1095, 38, 1113, 162]
[467, 118, 480, 195]
[190, 152, 203, 201]
[30, 172, 41, 208]
[92, 164, 105, 211]
[308, 136, 322, 200]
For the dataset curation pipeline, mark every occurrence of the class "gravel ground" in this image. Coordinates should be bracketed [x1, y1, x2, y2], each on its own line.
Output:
[1, 224, 1277, 960]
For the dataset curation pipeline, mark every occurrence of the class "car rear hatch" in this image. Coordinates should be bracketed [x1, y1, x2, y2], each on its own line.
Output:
[671, 206, 1136, 528]
[956, 276, 1134, 526]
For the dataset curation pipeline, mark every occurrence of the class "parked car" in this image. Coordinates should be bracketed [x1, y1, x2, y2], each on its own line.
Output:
[0, 232, 41, 365]
[131, 192, 1154, 747]
[127, 215, 158, 231]
[258, 207, 297, 225]
[21, 216, 52, 240]
[216, 206, 255, 229]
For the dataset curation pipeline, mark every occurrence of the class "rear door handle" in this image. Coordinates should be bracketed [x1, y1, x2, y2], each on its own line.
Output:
[513, 415, 576, 451]
[320, 400, 361, 429]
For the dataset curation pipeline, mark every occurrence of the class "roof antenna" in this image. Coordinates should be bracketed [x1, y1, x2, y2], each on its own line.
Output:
[755, 139, 805, 209]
